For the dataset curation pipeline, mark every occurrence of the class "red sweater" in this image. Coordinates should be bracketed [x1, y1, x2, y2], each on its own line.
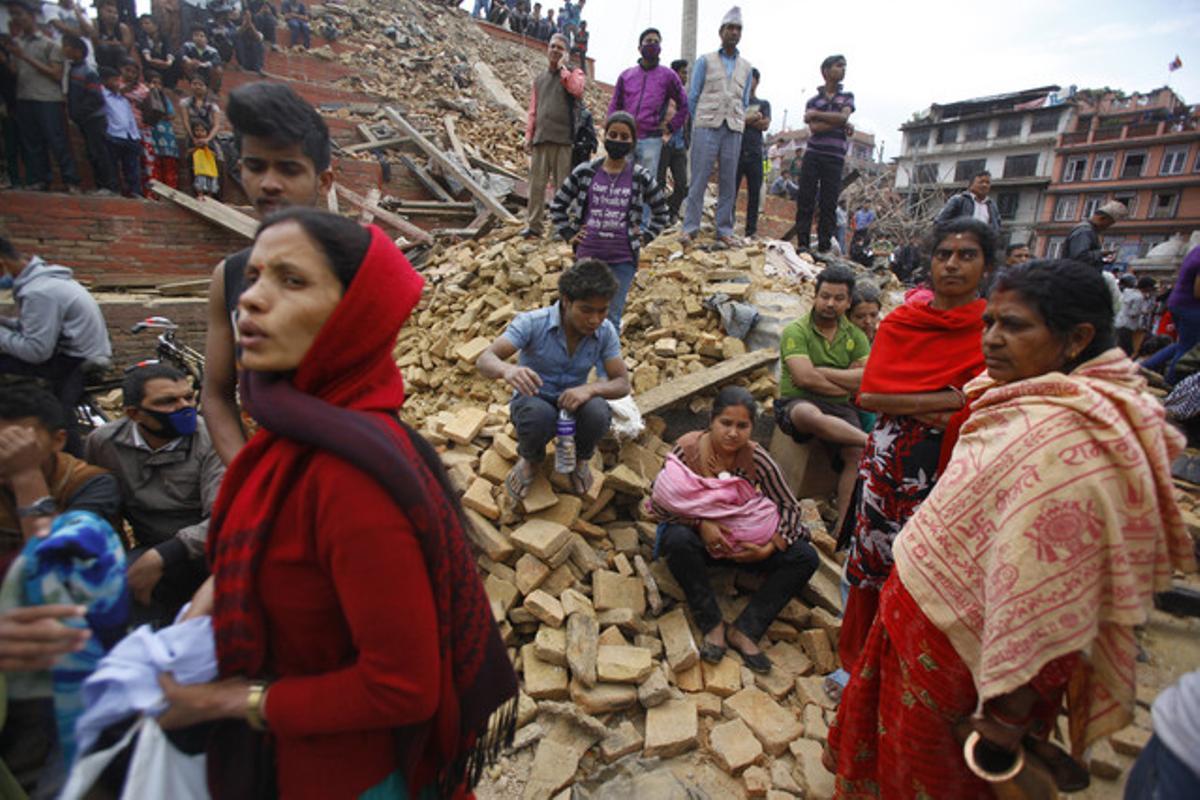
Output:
[258, 451, 440, 799]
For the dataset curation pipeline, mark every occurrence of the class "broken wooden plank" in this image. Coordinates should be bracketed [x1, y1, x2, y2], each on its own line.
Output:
[635, 349, 780, 417]
[157, 278, 212, 296]
[388, 206, 477, 218]
[384, 107, 518, 224]
[469, 210, 499, 241]
[149, 180, 256, 238]
[341, 136, 408, 155]
[335, 184, 433, 245]
[390, 200, 477, 211]
[358, 188, 382, 224]
[443, 115, 470, 167]
[468, 154, 523, 182]
[399, 155, 455, 202]
[326, 185, 339, 213]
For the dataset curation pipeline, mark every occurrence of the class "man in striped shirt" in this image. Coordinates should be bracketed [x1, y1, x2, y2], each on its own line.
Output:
[792, 55, 854, 255]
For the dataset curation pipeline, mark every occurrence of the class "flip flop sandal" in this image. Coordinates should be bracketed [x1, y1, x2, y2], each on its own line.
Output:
[504, 463, 534, 504]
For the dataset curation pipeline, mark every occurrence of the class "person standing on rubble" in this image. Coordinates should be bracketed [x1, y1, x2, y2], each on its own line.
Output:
[476, 260, 631, 502]
[735, 67, 770, 239]
[521, 32, 585, 239]
[934, 170, 1002, 241]
[549, 111, 670, 327]
[791, 54, 854, 255]
[201, 82, 334, 465]
[680, 6, 752, 249]
[657, 58, 690, 224]
[607, 27, 688, 224]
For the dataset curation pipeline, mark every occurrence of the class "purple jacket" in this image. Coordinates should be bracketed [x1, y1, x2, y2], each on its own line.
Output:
[608, 62, 689, 140]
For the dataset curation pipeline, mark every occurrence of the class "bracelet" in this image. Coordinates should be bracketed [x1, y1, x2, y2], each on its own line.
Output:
[986, 705, 1033, 729]
[950, 386, 968, 409]
[246, 682, 269, 731]
[963, 730, 1025, 783]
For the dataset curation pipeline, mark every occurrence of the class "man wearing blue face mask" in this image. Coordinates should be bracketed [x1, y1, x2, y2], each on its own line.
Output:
[84, 363, 224, 624]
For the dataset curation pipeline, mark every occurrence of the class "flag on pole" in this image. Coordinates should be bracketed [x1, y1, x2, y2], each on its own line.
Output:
[1169, 55, 1183, 72]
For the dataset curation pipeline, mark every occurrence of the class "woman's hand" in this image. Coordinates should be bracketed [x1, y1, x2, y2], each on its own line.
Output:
[698, 520, 733, 558]
[157, 673, 253, 730]
[0, 605, 90, 671]
[730, 540, 776, 563]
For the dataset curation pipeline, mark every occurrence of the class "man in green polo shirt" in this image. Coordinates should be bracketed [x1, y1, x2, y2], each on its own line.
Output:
[774, 265, 869, 534]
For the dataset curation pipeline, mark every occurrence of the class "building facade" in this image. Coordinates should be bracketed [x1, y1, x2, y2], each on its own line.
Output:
[767, 128, 880, 179]
[894, 86, 1074, 247]
[1034, 88, 1200, 264]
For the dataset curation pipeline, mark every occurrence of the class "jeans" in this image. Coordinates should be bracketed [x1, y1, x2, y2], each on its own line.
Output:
[793, 150, 843, 251]
[510, 392, 612, 463]
[234, 30, 266, 72]
[254, 10, 278, 44]
[735, 150, 764, 237]
[606, 261, 636, 327]
[635, 136, 664, 227]
[472, 0, 490, 17]
[287, 18, 312, 48]
[683, 123, 742, 239]
[14, 100, 79, 187]
[76, 114, 118, 192]
[1124, 733, 1200, 799]
[107, 136, 142, 197]
[658, 522, 819, 641]
[1163, 304, 1200, 384]
[657, 142, 688, 219]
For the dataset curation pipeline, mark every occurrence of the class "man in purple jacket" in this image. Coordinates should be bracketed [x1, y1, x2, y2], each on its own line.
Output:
[608, 27, 687, 222]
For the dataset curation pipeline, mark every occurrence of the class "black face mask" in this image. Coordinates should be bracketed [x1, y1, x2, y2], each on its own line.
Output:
[605, 139, 633, 160]
[139, 406, 198, 439]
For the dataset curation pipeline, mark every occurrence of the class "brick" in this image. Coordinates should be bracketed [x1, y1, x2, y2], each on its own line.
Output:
[478, 448, 512, 485]
[524, 590, 565, 628]
[514, 553, 551, 595]
[569, 678, 638, 715]
[443, 406, 488, 445]
[702, 655, 743, 698]
[694, 691, 723, 718]
[454, 336, 491, 363]
[638, 664, 672, 708]
[726, 686, 803, 756]
[462, 477, 500, 521]
[534, 625, 568, 667]
[756, 642, 813, 700]
[657, 607, 700, 672]
[643, 698, 699, 758]
[566, 611, 599, 687]
[802, 703, 828, 741]
[743, 765, 770, 798]
[559, 588, 594, 618]
[492, 432, 519, 461]
[1110, 725, 1152, 757]
[532, 495, 583, 528]
[798, 629, 837, 675]
[521, 643, 568, 701]
[606, 464, 650, 495]
[510, 519, 571, 561]
[788, 738, 835, 799]
[674, 662, 705, 692]
[593, 570, 646, 616]
[522, 474, 559, 514]
[600, 720, 644, 763]
[710, 718, 763, 775]
[598, 625, 628, 647]
[596, 645, 654, 683]
[484, 574, 519, 616]
[462, 509, 514, 562]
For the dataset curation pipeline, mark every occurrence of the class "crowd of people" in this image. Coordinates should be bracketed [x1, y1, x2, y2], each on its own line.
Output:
[1, 3, 1199, 800]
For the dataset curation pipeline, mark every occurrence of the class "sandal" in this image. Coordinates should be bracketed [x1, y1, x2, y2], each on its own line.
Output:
[504, 460, 535, 504]
[823, 674, 845, 705]
[569, 461, 594, 496]
[699, 641, 727, 664]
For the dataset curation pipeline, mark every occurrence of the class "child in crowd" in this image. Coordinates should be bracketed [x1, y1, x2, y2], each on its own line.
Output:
[180, 25, 223, 93]
[63, 33, 119, 195]
[190, 119, 220, 198]
[100, 66, 142, 197]
[1116, 275, 1158, 356]
[145, 70, 179, 189]
[119, 58, 154, 197]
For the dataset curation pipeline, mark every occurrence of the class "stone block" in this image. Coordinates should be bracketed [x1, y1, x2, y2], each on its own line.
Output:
[606, 464, 650, 496]
[709, 718, 763, 775]
[795, 676, 838, 712]
[534, 625, 567, 667]
[600, 720, 644, 763]
[756, 642, 813, 700]
[657, 607, 700, 672]
[454, 336, 491, 364]
[798, 629, 837, 675]
[463, 509, 514, 562]
[560, 587, 594, 618]
[743, 764, 770, 797]
[444, 406, 489, 445]
[694, 692, 724, 718]
[597, 645, 654, 684]
[524, 590, 565, 628]
[492, 432, 519, 461]
[565, 611, 599, 687]
[516, 691, 539, 728]
[534, 495, 584, 528]
[593, 570, 646, 616]
[674, 662, 705, 692]
[770, 759, 802, 794]
[702, 655, 743, 698]
[634, 634, 664, 659]
[638, 664, 672, 708]
[515, 553, 551, 595]
[788, 737, 835, 799]
[1111, 725, 1152, 757]
[766, 620, 799, 642]
[568, 533, 606, 575]
[802, 703, 828, 741]
[522, 475, 560, 514]
[643, 698, 699, 758]
[598, 625, 629, 647]
[613, 552, 634, 577]
[608, 526, 641, 555]
[726, 686, 803, 756]
[462, 477, 500, 521]
[484, 574, 519, 615]
[511, 519, 571, 561]
[522, 643, 568, 701]
[479, 448, 513, 485]
[569, 678, 638, 715]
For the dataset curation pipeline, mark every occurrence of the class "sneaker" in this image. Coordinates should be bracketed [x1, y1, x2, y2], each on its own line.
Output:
[91, 188, 118, 197]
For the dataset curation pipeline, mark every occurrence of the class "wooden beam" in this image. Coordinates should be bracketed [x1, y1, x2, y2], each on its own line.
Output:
[326, 185, 339, 213]
[157, 278, 212, 296]
[443, 115, 470, 166]
[149, 180, 256, 238]
[358, 188, 382, 224]
[390, 200, 476, 211]
[335, 184, 433, 245]
[341, 136, 408, 155]
[384, 107, 518, 224]
[635, 349, 779, 417]
[468, 154, 523, 182]
[390, 206, 476, 218]
[398, 155, 454, 202]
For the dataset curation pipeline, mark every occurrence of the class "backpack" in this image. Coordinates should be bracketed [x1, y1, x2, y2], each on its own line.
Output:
[140, 88, 169, 127]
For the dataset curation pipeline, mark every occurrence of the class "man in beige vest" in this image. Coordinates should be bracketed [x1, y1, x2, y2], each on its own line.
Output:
[681, 5, 752, 249]
[523, 33, 586, 238]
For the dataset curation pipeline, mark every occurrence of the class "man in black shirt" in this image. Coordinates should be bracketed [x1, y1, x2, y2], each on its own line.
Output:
[735, 68, 771, 238]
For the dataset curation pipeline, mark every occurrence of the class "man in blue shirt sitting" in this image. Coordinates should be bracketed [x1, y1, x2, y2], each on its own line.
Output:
[477, 259, 631, 501]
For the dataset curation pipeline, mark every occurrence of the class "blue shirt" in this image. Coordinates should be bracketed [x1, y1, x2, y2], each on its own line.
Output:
[102, 87, 140, 141]
[502, 303, 621, 398]
[687, 48, 753, 121]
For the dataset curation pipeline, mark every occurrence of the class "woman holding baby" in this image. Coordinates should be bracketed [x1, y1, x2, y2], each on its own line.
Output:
[649, 386, 819, 674]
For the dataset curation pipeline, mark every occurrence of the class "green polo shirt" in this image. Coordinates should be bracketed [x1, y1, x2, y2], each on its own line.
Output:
[778, 312, 870, 403]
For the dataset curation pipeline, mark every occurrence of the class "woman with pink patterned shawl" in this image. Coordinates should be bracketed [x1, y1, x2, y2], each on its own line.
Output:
[827, 260, 1196, 799]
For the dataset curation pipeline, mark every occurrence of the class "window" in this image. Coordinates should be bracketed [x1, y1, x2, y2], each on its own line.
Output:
[1063, 156, 1088, 182]
[1046, 236, 1066, 259]
[1149, 192, 1180, 219]
[1082, 194, 1107, 219]
[1054, 195, 1079, 221]
[954, 159, 987, 182]
[1112, 191, 1138, 218]
[996, 116, 1023, 139]
[914, 163, 939, 184]
[1003, 154, 1039, 178]
[1091, 155, 1115, 180]
[1030, 110, 1061, 133]
[964, 120, 989, 142]
[1161, 147, 1189, 175]
[996, 192, 1020, 220]
[936, 125, 957, 145]
[1121, 151, 1147, 178]
[907, 130, 930, 152]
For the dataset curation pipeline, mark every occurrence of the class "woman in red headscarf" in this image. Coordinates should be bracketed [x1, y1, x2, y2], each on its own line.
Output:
[158, 209, 517, 799]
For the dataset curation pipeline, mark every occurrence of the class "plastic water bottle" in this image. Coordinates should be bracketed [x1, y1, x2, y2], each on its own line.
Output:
[555, 409, 576, 473]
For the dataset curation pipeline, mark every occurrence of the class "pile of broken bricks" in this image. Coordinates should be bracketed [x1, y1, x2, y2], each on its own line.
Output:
[423, 392, 850, 800]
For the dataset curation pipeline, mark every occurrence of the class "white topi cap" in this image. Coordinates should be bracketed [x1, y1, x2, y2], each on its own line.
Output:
[721, 6, 743, 26]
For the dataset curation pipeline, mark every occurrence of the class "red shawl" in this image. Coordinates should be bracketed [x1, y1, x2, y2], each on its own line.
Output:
[207, 225, 516, 797]
[859, 298, 987, 395]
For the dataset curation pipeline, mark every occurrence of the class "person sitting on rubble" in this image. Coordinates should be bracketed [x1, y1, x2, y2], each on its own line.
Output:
[84, 364, 225, 625]
[476, 259, 630, 502]
[649, 385, 819, 674]
[549, 111, 669, 328]
[180, 24, 223, 93]
[280, 0, 312, 49]
[774, 265, 869, 538]
[0, 236, 112, 453]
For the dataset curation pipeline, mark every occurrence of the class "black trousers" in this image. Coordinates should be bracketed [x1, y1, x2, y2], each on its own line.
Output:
[657, 142, 689, 219]
[658, 522, 819, 641]
[736, 151, 764, 236]
[77, 114, 118, 192]
[793, 150, 843, 251]
[106, 136, 142, 197]
[0, 352, 86, 454]
[234, 30, 266, 72]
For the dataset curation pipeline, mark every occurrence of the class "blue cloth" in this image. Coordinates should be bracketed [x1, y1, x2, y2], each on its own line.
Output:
[1124, 733, 1200, 799]
[687, 49, 753, 116]
[607, 261, 636, 327]
[101, 88, 139, 142]
[74, 616, 216, 760]
[20, 511, 129, 766]
[502, 302, 621, 397]
[683, 123, 743, 238]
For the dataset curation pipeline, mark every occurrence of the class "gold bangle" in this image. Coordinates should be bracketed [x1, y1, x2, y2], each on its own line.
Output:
[963, 730, 1025, 782]
[246, 682, 269, 731]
